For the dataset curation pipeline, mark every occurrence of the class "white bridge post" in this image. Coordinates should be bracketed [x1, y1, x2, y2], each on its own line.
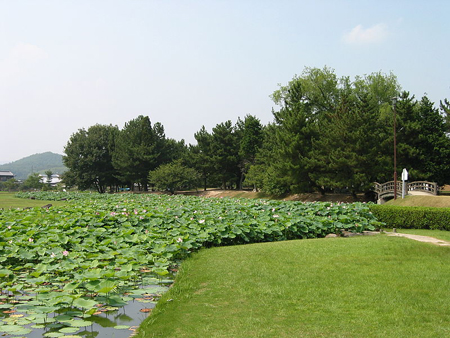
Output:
[401, 168, 408, 199]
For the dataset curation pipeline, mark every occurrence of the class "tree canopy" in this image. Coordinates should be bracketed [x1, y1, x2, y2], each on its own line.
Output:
[61, 67, 450, 196]
[63, 124, 119, 193]
[246, 67, 449, 194]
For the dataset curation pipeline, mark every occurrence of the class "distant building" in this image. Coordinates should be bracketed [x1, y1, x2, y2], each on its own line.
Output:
[39, 174, 62, 187]
[0, 171, 15, 181]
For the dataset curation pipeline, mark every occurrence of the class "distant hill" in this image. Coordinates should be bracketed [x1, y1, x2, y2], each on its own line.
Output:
[0, 152, 67, 180]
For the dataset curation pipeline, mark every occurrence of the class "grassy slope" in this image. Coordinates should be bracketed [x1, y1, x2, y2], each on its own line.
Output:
[385, 195, 450, 208]
[0, 192, 66, 208]
[193, 190, 370, 203]
[137, 236, 450, 338]
[382, 195, 450, 241]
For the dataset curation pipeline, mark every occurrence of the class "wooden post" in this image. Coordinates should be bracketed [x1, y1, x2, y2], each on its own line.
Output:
[393, 97, 397, 200]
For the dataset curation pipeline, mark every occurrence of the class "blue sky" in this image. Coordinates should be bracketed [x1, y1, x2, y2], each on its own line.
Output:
[1, 0, 449, 164]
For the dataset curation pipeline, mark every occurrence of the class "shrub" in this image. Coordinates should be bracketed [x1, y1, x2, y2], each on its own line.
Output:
[148, 160, 201, 194]
[369, 205, 450, 230]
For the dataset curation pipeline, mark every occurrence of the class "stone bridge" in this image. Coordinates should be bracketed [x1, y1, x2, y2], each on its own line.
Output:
[374, 181, 438, 203]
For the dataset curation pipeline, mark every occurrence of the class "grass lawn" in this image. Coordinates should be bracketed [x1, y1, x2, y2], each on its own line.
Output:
[0, 191, 67, 209]
[136, 235, 450, 338]
[385, 195, 450, 208]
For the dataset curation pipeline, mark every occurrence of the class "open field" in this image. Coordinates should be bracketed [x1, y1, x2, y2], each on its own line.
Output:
[137, 235, 450, 338]
[0, 191, 67, 208]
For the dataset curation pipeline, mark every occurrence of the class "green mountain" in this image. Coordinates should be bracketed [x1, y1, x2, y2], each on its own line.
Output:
[0, 152, 67, 180]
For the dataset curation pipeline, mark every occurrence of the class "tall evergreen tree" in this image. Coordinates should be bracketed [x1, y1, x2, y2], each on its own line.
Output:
[271, 68, 334, 192]
[396, 95, 450, 185]
[236, 115, 263, 189]
[63, 124, 119, 193]
[245, 123, 289, 194]
[307, 93, 391, 195]
[188, 126, 215, 190]
[210, 120, 240, 189]
[256, 67, 402, 195]
[112, 115, 164, 191]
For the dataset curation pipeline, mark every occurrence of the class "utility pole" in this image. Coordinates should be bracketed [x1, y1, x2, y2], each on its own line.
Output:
[393, 97, 397, 200]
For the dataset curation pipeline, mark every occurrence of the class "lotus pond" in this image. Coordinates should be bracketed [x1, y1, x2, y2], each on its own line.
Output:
[0, 192, 383, 337]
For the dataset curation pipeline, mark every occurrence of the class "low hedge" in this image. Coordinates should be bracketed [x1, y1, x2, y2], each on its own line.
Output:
[369, 205, 450, 230]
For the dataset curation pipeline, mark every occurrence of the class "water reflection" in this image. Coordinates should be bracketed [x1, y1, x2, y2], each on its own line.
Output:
[25, 298, 156, 338]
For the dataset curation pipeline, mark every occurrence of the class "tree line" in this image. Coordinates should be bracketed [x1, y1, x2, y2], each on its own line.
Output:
[62, 114, 263, 193]
[62, 67, 450, 195]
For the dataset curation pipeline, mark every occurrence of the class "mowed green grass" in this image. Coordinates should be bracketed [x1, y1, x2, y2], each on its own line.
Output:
[0, 192, 66, 208]
[136, 235, 450, 338]
[385, 195, 450, 208]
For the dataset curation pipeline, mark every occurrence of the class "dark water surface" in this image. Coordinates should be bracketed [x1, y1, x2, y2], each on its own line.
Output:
[24, 299, 156, 338]
[0, 282, 172, 338]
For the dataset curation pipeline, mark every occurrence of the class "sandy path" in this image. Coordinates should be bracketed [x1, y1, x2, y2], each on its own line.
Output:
[387, 232, 450, 247]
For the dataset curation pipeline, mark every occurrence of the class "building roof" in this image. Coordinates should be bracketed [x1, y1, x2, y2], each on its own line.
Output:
[0, 171, 14, 176]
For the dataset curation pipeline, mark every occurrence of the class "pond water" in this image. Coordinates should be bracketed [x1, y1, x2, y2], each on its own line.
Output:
[0, 281, 172, 338]
[24, 299, 155, 338]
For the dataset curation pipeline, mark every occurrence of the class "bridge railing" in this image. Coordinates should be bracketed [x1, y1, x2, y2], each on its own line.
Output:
[374, 181, 438, 197]
[408, 181, 438, 195]
[374, 181, 402, 196]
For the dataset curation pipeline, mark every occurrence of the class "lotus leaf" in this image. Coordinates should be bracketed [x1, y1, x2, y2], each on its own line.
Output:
[43, 332, 65, 337]
[72, 298, 97, 310]
[66, 319, 92, 327]
[59, 326, 80, 333]
[0, 324, 32, 335]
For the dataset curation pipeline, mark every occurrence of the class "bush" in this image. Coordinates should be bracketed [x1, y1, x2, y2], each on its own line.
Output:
[369, 205, 450, 230]
[148, 160, 201, 194]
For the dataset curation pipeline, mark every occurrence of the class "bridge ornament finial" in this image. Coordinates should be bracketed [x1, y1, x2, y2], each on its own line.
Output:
[401, 168, 408, 181]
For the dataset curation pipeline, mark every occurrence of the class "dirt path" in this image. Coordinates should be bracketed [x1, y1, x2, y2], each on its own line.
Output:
[386, 232, 450, 247]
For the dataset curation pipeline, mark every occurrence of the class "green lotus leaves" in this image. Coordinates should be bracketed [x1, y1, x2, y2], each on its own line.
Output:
[0, 324, 33, 335]
[44, 332, 65, 337]
[0, 191, 383, 336]
[59, 326, 81, 333]
[72, 298, 98, 311]
[67, 319, 92, 327]
[54, 314, 73, 322]
[64, 281, 82, 292]
[96, 280, 117, 294]
[113, 325, 130, 329]
[0, 269, 13, 278]
[106, 295, 127, 307]
[81, 269, 102, 281]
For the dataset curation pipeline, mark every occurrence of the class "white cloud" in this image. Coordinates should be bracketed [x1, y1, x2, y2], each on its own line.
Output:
[342, 23, 389, 45]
